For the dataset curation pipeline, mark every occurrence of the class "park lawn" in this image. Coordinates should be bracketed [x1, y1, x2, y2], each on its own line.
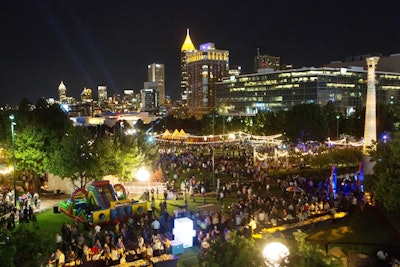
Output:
[305, 205, 400, 255]
[36, 208, 76, 237]
[36, 194, 234, 239]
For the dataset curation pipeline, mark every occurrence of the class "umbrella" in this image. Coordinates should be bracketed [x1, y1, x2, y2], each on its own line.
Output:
[286, 186, 304, 193]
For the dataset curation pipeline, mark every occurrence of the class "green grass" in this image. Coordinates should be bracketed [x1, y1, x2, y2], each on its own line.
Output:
[306, 206, 400, 255]
[36, 194, 235, 237]
[177, 247, 201, 267]
[36, 208, 76, 235]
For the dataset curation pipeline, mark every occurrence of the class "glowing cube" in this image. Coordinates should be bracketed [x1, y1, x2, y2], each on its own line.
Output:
[172, 217, 196, 248]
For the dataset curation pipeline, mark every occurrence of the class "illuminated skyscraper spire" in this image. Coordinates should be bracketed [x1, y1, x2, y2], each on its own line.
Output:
[181, 29, 195, 52]
[58, 81, 67, 103]
[181, 29, 196, 105]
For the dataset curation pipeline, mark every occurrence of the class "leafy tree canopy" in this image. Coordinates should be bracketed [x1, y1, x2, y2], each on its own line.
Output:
[200, 232, 264, 267]
[370, 131, 400, 211]
[284, 103, 329, 142]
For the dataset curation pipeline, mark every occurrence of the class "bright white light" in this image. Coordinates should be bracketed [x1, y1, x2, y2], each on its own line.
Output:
[228, 133, 235, 140]
[0, 166, 13, 175]
[263, 242, 290, 267]
[172, 217, 196, 248]
[136, 167, 150, 182]
[125, 129, 137, 135]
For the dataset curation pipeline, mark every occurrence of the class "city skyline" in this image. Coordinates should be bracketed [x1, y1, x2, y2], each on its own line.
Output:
[1, 1, 400, 106]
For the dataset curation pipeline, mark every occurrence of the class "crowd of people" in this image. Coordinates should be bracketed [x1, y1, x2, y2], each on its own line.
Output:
[2, 140, 368, 266]
[1, 186, 41, 230]
[156, 141, 368, 255]
[47, 204, 178, 266]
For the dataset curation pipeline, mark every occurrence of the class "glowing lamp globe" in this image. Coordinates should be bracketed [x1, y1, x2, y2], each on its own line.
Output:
[263, 242, 290, 267]
[136, 167, 150, 182]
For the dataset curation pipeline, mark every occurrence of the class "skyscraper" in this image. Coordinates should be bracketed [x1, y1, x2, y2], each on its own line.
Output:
[98, 85, 108, 105]
[180, 29, 196, 105]
[140, 82, 159, 112]
[81, 87, 93, 103]
[254, 49, 280, 72]
[148, 63, 165, 104]
[58, 81, 67, 103]
[186, 42, 229, 118]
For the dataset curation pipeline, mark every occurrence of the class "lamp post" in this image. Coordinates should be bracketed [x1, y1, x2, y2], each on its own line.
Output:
[9, 114, 16, 207]
[212, 113, 215, 192]
[336, 114, 340, 140]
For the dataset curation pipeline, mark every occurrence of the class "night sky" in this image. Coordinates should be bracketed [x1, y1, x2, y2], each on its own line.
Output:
[1, 0, 399, 106]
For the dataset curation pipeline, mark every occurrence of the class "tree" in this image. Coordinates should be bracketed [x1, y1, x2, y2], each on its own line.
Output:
[114, 135, 146, 181]
[252, 110, 285, 135]
[376, 103, 395, 135]
[291, 230, 342, 267]
[0, 227, 15, 267]
[370, 132, 400, 211]
[10, 224, 54, 267]
[47, 127, 103, 188]
[14, 126, 48, 192]
[114, 133, 159, 181]
[200, 232, 264, 267]
[323, 101, 339, 139]
[32, 99, 72, 144]
[285, 104, 329, 142]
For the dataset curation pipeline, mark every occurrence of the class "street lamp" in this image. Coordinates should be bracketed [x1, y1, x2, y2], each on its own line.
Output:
[9, 114, 16, 207]
[136, 167, 150, 200]
[212, 113, 215, 192]
[136, 167, 150, 182]
[336, 114, 340, 140]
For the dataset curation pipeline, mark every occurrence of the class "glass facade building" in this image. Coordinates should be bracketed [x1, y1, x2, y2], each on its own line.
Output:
[186, 43, 229, 118]
[216, 67, 400, 116]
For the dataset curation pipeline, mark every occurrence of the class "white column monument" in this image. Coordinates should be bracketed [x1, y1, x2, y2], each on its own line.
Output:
[363, 56, 379, 174]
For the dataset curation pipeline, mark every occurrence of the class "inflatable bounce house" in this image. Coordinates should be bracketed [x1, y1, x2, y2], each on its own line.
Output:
[58, 180, 147, 225]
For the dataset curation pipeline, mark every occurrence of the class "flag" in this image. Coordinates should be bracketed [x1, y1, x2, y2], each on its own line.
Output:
[358, 161, 364, 191]
[329, 164, 337, 198]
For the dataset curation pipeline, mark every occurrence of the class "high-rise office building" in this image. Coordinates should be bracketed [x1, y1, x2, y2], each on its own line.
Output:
[81, 87, 93, 103]
[98, 85, 108, 104]
[185, 42, 229, 118]
[148, 63, 165, 105]
[139, 82, 159, 112]
[180, 29, 196, 105]
[58, 81, 67, 103]
[216, 66, 400, 116]
[254, 49, 280, 72]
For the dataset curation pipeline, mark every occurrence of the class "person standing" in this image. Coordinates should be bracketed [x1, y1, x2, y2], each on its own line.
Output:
[151, 218, 160, 235]
[56, 248, 65, 267]
[201, 185, 206, 204]
[31, 212, 38, 229]
[189, 186, 195, 202]
[151, 197, 157, 218]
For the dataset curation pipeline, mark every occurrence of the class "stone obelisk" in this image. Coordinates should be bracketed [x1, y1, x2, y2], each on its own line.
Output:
[363, 56, 379, 174]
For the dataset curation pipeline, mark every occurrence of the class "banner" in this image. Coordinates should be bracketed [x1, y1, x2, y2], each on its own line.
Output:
[329, 164, 337, 198]
[357, 161, 364, 191]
